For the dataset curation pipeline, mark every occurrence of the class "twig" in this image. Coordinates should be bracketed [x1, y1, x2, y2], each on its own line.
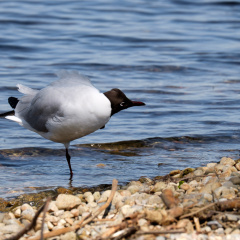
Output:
[136, 229, 185, 235]
[110, 226, 138, 240]
[180, 203, 216, 219]
[5, 199, 50, 240]
[100, 213, 140, 239]
[193, 217, 201, 232]
[180, 198, 240, 219]
[28, 179, 118, 240]
[40, 198, 51, 240]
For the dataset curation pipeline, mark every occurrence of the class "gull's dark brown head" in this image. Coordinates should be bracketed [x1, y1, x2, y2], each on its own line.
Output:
[104, 88, 145, 116]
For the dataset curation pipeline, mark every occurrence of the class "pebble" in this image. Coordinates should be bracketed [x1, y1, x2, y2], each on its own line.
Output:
[21, 209, 35, 221]
[153, 181, 167, 192]
[220, 157, 235, 166]
[56, 194, 81, 210]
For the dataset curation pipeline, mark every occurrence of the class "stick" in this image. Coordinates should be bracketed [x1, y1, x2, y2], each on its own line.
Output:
[180, 198, 240, 219]
[193, 217, 201, 232]
[28, 179, 118, 240]
[100, 213, 139, 239]
[40, 198, 51, 240]
[136, 229, 185, 235]
[180, 202, 216, 219]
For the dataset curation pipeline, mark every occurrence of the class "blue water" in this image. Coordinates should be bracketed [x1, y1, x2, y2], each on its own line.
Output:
[1, 0, 240, 198]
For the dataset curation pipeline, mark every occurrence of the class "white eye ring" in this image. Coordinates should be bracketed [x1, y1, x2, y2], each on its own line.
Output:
[120, 102, 125, 107]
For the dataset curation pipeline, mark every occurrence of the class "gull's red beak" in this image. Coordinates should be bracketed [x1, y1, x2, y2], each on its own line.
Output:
[131, 101, 145, 106]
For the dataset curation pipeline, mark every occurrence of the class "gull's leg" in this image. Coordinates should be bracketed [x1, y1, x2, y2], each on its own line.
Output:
[65, 145, 73, 179]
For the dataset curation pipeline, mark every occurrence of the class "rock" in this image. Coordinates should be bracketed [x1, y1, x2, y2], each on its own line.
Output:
[179, 168, 195, 177]
[207, 163, 217, 168]
[153, 182, 167, 192]
[127, 185, 140, 194]
[214, 186, 236, 199]
[48, 201, 59, 212]
[86, 194, 94, 204]
[128, 181, 142, 187]
[54, 210, 65, 217]
[71, 209, 79, 217]
[203, 193, 213, 202]
[207, 220, 222, 230]
[219, 168, 232, 179]
[193, 169, 203, 176]
[60, 231, 77, 240]
[93, 192, 100, 202]
[56, 194, 81, 210]
[214, 164, 225, 173]
[47, 220, 54, 230]
[147, 195, 162, 205]
[0, 213, 5, 223]
[139, 177, 152, 183]
[78, 205, 89, 215]
[215, 228, 224, 234]
[14, 208, 21, 218]
[120, 205, 131, 216]
[57, 187, 73, 194]
[65, 217, 74, 225]
[21, 209, 35, 221]
[199, 181, 221, 194]
[235, 162, 240, 171]
[58, 218, 66, 227]
[87, 202, 97, 208]
[231, 229, 240, 234]
[60, 211, 74, 219]
[180, 182, 190, 191]
[145, 209, 162, 224]
[220, 157, 235, 166]
[138, 218, 147, 226]
[96, 163, 106, 168]
[176, 219, 194, 233]
[119, 190, 131, 197]
[223, 214, 240, 221]
[229, 176, 240, 185]
[189, 180, 198, 188]
[98, 190, 111, 203]
[169, 169, 181, 176]
[1, 224, 23, 234]
[222, 181, 234, 188]
[21, 203, 33, 211]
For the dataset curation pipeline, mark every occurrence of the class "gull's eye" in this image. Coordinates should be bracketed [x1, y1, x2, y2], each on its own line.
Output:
[120, 102, 125, 107]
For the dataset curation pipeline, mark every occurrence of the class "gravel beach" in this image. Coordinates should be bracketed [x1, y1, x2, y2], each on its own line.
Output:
[1, 156, 240, 240]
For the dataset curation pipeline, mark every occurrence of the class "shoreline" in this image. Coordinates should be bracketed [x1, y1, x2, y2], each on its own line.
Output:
[1, 156, 240, 240]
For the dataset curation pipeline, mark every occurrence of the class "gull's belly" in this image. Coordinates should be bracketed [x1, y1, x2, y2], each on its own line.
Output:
[43, 114, 110, 143]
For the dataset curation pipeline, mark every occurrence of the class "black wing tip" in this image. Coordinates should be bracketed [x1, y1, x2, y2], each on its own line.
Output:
[0, 110, 15, 117]
[8, 97, 19, 109]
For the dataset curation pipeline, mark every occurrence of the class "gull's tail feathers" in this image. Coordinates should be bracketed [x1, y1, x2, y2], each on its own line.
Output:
[17, 84, 39, 95]
[0, 110, 15, 118]
[5, 115, 22, 124]
[0, 110, 22, 123]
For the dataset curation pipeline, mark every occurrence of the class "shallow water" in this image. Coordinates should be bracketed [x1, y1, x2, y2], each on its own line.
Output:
[1, 0, 240, 199]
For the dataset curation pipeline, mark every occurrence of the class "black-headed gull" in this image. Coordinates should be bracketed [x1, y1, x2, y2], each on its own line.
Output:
[0, 70, 145, 178]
